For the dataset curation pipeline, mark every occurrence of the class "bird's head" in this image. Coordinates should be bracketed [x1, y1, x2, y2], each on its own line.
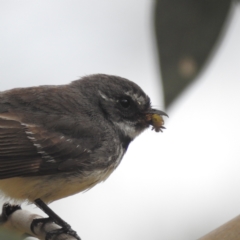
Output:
[73, 74, 168, 140]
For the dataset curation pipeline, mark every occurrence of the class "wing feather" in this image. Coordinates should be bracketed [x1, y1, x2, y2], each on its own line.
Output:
[0, 113, 94, 179]
[0, 87, 103, 179]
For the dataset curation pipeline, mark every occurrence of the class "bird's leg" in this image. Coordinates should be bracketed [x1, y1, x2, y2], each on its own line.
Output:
[34, 198, 70, 229]
[31, 198, 80, 240]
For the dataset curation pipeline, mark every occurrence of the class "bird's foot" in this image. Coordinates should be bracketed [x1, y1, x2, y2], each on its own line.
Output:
[31, 216, 80, 240]
[0, 203, 21, 224]
[30, 217, 52, 234]
[45, 226, 80, 240]
[33, 198, 81, 240]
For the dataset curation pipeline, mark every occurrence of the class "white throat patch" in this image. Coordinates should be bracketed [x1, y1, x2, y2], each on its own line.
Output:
[114, 121, 142, 139]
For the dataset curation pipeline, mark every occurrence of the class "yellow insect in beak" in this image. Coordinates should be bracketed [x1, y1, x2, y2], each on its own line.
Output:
[145, 109, 168, 132]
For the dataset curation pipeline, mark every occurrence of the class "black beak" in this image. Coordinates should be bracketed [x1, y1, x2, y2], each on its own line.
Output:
[146, 109, 169, 118]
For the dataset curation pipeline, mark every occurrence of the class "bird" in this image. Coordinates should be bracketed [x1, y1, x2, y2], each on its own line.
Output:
[0, 74, 167, 239]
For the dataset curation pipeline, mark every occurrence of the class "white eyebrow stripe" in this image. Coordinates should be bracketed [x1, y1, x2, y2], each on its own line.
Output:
[125, 91, 146, 105]
[98, 90, 114, 102]
[99, 90, 147, 106]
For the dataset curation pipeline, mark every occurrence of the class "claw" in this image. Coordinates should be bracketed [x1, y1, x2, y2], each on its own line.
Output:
[31, 217, 52, 235]
[45, 226, 81, 240]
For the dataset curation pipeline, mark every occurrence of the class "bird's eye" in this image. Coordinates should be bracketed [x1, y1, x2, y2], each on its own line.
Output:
[119, 98, 131, 108]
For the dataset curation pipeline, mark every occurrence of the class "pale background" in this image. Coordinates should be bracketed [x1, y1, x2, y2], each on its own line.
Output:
[0, 1, 240, 240]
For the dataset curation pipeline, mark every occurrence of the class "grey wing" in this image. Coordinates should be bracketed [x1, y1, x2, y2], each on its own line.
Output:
[0, 113, 96, 179]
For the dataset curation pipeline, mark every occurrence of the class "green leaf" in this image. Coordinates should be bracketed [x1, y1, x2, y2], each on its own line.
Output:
[154, 0, 231, 107]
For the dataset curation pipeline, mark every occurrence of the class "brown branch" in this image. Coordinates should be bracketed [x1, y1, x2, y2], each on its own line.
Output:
[198, 215, 240, 240]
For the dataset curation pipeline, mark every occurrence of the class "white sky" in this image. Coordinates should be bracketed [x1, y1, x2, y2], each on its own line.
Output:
[1, 1, 240, 240]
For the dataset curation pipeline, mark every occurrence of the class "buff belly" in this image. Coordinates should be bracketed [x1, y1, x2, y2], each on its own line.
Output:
[0, 168, 114, 204]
